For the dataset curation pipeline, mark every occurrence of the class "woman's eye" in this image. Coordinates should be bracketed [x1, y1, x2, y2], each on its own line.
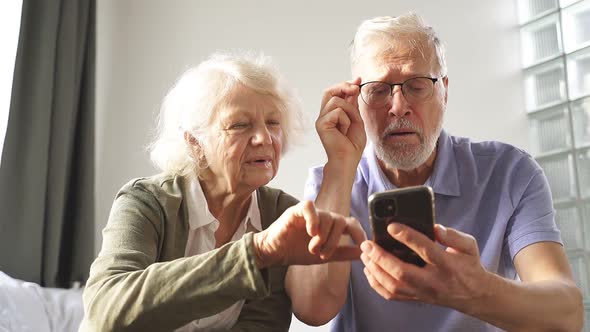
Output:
[266, 120, 280, 126]
[229, 123, 249, 130]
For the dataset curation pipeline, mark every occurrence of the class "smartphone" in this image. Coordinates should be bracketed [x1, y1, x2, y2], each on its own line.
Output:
[368, 185, 435, 267]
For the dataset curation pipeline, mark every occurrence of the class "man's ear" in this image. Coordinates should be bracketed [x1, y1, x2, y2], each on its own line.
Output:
[442, 76, 449, 104]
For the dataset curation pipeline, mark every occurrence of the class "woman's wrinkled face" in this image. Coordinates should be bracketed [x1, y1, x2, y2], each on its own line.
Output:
[203, 86, 283, 193]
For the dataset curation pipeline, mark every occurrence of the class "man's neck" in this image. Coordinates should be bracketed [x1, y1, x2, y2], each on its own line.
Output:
[378, 149, 437, 188]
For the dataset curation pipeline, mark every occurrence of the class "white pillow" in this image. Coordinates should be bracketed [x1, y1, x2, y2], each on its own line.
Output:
[38, 285, 83, 332]
[0, 271, 51, 332]
[0, 271, 84, 332]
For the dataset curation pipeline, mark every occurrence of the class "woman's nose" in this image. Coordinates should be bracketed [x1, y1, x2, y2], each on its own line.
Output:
[251, 125, 272, 145]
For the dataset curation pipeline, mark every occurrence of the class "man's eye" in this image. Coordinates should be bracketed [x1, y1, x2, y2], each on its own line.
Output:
[407, 81, 429, 90]
[370, 87, 389, 96]
[407, 85, 425, 92]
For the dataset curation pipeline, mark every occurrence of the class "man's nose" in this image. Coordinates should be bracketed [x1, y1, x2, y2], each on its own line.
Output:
[388, 86, 412, 117]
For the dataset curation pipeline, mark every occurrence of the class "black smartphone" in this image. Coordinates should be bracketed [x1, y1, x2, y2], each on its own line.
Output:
[368, 185, 435, 267]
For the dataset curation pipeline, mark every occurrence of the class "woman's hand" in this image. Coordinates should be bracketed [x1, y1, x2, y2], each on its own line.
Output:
[316, 78, 366, 165]
[253, 200, 366, 268]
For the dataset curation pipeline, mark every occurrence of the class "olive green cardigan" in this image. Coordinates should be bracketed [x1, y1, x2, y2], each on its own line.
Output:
[80, 173, 298, 331]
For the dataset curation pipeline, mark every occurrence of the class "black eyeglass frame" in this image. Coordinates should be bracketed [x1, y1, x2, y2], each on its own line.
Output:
[358, 77, 441, 106]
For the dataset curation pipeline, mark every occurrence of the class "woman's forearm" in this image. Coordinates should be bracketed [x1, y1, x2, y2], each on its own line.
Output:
[82, 234, 268, 331]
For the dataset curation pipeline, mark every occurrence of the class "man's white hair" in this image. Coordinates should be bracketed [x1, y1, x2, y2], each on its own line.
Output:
[350, 13, 447, 77]
[149, 52, 303, 176]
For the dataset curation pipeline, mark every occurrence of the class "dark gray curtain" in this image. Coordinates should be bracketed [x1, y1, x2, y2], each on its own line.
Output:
[0, 0, 95, 287]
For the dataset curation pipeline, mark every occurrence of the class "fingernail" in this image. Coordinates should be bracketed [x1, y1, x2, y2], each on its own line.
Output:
[388, 223, 401, 235]
[360, 253, 367, 263]
[361, 241, 373, 254]
[437, 224, 447, 236]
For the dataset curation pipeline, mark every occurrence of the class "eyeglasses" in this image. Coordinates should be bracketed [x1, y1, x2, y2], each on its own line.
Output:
[359, 77, 440, 108]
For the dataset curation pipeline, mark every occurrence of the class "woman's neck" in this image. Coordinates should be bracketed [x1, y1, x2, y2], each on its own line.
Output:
[198, 176, 252, 223]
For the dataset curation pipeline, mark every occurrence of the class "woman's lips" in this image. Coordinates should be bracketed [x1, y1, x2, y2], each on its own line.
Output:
[245, 158, 273, 168]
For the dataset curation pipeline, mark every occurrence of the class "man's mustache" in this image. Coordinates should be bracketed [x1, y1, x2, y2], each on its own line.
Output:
[381, 118, 423, 138]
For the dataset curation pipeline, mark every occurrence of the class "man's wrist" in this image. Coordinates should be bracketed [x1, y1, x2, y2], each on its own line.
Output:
[323, 161, 358, 188]
[456, 270, 499, 317]
[319, 162, 357, 210]
[324, 157, 360, 174]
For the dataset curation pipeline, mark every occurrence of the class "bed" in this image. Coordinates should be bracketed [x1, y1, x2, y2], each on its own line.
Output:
[0, 271, 84, 332]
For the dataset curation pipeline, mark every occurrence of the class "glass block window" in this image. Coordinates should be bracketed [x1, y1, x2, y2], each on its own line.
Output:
[567, 47, 590, 99]
[529, 105, 571, 154]
[562, 0, 590, 52]
[556, 204, 584, 249]
[524, 58, 567, 111]
[561, 0, 584, 7]
[517, 1, 590, 330]
[572, 97, 590, 147]
[518, 0, 559, 23]
[537, 153, 577, 201]
[569, 251, 590, 299]
[520, 13, 562, 66]
[578, 149, 590, 197]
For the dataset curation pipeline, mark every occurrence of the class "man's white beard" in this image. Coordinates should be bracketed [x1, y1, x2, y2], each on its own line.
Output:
[374, 117, 443, 171]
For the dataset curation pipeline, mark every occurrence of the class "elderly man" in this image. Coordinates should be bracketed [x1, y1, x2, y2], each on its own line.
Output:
[290, 13, 583, 332]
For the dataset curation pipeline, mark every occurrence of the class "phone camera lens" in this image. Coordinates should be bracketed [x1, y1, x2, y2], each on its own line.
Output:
[375, 199, 396, 219]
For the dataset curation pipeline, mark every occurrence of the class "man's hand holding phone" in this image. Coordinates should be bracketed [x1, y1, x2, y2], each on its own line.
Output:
[360, 219, 492, 312]
[368, 186, 436, 266]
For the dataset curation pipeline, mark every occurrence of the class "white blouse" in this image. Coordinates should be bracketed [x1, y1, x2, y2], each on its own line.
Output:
[175, 177, 262, 332]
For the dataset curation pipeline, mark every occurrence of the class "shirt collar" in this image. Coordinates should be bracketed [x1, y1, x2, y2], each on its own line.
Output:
[185, 176, 263, 231]
[364, 128, 461, 197]
[247, 190, 263, 232]
[426, 129, 461, 196]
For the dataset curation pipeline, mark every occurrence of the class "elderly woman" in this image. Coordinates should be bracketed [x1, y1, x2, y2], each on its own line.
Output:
[79, 53, 365, 332]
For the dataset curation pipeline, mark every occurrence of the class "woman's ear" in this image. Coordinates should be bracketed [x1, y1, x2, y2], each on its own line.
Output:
[184, 132, 199, 146]
[184, 132, 209, 168]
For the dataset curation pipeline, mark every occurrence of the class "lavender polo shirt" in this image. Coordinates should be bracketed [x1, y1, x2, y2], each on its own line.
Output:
[304, 129, 562, 332]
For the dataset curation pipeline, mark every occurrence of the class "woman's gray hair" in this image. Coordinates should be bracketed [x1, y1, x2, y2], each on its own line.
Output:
[350, 13, 447, 77]
[149, 52, 303, 176]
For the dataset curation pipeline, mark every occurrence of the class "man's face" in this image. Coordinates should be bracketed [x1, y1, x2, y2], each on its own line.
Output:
[355, 43, 448, 171]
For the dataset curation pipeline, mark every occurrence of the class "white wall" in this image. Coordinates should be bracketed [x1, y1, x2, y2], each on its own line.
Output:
[96, 1, 526, 331]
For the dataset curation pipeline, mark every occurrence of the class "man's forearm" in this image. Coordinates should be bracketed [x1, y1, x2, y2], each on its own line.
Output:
[287, 160, 359, 325]
[460, 272, 583, 332]
[287, 262, 351, 326]
[316, 160, 358, 215]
